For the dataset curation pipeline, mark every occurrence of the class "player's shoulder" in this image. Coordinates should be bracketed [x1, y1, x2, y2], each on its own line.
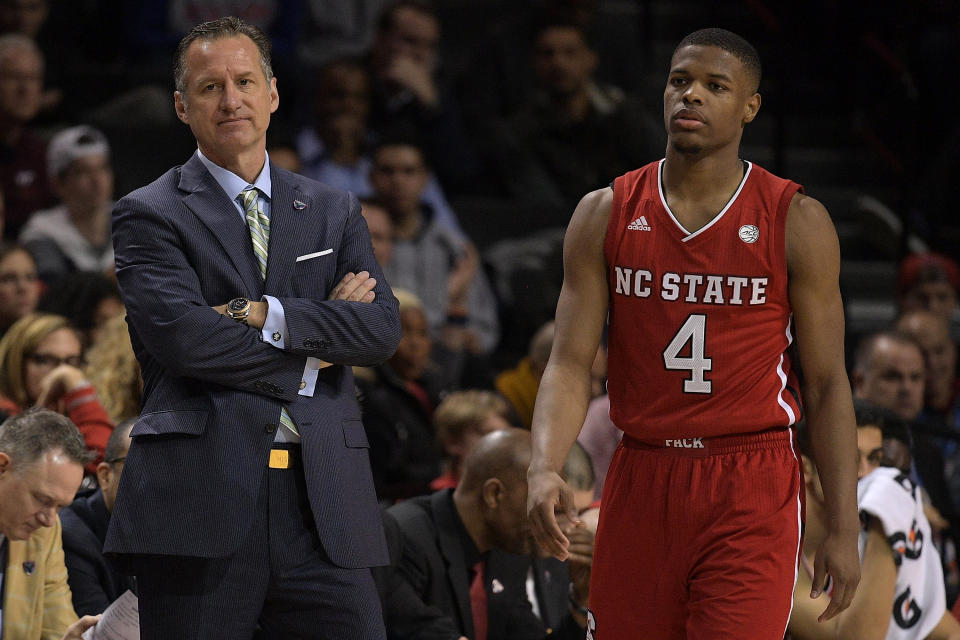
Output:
[567, 187, 614, 242]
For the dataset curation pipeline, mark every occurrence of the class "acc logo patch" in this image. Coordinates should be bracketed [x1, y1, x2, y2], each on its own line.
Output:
[738, 225, 759, 243]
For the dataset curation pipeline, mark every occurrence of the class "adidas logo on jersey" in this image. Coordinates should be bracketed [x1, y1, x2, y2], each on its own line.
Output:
[628, 216, 651, 231]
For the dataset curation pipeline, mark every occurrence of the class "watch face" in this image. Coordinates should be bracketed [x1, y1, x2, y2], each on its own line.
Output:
[229, 298, 249, 312]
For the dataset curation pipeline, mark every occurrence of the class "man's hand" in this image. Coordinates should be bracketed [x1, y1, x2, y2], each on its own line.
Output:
[446, 243, 477, 309]
[811, 528, 861, 622]
[328, 271, 377, 302]
[62, 615, 100, 640]
[566, 523, 594, 609]
[527, 468, 580, 561]
[35, 365, 88, 410]
[384, 55, 438, 107]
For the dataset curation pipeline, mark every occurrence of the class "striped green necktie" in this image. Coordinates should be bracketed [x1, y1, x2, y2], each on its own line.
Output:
[239, 186, 299, 437]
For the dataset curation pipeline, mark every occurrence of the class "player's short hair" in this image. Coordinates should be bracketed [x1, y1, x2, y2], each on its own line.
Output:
[0, 408, 93, 468]
[674, 28, 761, 92]
[174, 16, 273, 96]
[855, 400, 912, 453]
[104, 418, 135, 465]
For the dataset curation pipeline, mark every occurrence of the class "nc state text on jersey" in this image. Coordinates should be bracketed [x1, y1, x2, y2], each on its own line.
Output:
[613, 266, 768, 305]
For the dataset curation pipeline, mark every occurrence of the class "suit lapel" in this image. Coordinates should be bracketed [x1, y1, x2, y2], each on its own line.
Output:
[431, 491, 475, 639]
[179, 153, 264, 297]
[265, 167, 310, 294]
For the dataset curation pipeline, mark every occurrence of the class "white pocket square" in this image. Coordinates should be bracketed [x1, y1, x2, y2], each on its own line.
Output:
[296, 249, 333, 262]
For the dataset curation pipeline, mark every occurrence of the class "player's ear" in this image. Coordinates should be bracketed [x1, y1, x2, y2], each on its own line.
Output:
[743, 92, 760, 124]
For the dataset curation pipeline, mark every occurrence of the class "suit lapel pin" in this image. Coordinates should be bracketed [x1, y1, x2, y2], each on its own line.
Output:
[22, 561, 35, 575]
[491, 578, 504, 593]
[293, 199, 307, 210]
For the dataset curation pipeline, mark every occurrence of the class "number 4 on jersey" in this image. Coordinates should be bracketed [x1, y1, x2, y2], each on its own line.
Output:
[662, 314, 712, 394]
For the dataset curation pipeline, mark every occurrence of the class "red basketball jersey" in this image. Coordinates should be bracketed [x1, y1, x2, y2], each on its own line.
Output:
[604, 159, 803, 440]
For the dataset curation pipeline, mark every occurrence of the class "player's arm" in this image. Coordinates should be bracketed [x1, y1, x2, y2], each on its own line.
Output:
[786, 193, 861, 620]
[528, 188, 611, 561]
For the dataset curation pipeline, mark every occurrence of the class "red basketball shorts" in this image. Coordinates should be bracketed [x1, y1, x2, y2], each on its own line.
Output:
[588, 428, 804, 640]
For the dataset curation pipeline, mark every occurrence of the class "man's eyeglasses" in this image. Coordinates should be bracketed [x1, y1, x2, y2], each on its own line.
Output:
[26, 353, 84, 368]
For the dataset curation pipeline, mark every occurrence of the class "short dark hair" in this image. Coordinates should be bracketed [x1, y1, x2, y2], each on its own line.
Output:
[104, 418, 135, 464]
[0, 408, 94, 468]
[853, 399, 912, 452]
[531, 18, 593, 52]
[674, 28, 761, 92]
[562, 440, 595, 491]
[174, 16, 273, 95]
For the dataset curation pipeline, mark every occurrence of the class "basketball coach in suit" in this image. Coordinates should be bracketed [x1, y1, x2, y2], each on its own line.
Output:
[104, 17, 401, 639]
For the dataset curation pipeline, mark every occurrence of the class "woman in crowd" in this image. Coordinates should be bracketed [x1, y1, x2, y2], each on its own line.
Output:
[0, 242, 40, 338]
[0, 313, 113, 476]
[84, 314, 141, 424]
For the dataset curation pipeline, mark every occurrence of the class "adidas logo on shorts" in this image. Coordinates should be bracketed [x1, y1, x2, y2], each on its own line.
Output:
[628, 216, 651, 231]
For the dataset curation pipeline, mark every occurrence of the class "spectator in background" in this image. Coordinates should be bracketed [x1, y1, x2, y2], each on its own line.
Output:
[431, 389, 512, 490]
[577, 393, 621, 501]
[38, 272, 123, 349]
[486, 19, 662, 214]
[60, 418, 137, 616]
[0, 33, 53, 238]
[296, 57, 463, 234]
[367, 0, 479, 193]
[360, 197, 394, 266]
[0, 241, 39, 337]
[356, 288, 443, 502]
[386, 427, 590, 639]
[0, 408, 101, 640]
[83, 315, 141, 425]
[0, 313, 113, 476]
[496, 321, 606, 429]
[370, 137, 499, 354]
[897, 252, 960, 323]
[19, 125, 115, 285]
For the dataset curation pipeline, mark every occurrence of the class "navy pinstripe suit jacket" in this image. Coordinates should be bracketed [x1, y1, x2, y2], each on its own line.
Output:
[104, 152, 400, 568]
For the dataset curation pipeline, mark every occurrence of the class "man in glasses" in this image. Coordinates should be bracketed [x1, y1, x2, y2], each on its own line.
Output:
[60, 418, 136, 616]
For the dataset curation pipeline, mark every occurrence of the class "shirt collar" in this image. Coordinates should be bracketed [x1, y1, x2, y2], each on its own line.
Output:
[197, 149, 273, 202]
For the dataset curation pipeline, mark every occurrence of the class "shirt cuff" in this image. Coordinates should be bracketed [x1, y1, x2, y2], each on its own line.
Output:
[299, 358, 322, 397]
[261, 295, 286, 348]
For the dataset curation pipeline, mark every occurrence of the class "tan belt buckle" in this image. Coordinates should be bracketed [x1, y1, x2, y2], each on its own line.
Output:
[269, 449, 290, 469]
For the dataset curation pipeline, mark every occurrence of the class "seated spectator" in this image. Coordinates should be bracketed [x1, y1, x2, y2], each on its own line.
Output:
[485, 18, 662, 215]
[788, 406, 960, 639]
[897, 252, 960, 323]
[83, 315, 140, 425]
[0, 313, 113, 475]
[360, 197, 394, 267]
[496, 321, 605, 428]
[60, 418, 136, 616]
[369, 136, 499, 354]
[0, 241, 39, 337]
[296, 57, 463, 234]
[431, 389, 512, 490]
[897, 310, 960, 512]
[366, 1, 479, 192]
[0, 408, 101, 639]
[37, 272, 122, 348]
[356, 288, 443, 502]
[385, 427, 589, 639]
[19, 125, 115, 285]
[0, 33, 53, 238]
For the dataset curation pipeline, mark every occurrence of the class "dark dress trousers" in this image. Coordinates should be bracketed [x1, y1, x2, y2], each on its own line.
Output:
[106, 152, 401, 638]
